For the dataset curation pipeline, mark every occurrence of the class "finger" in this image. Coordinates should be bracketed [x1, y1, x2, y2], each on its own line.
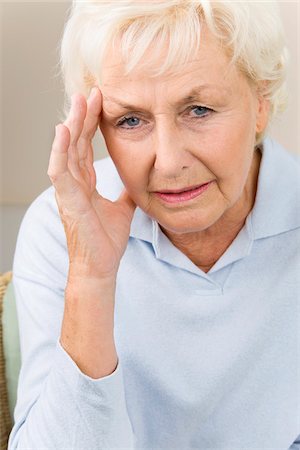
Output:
[80, 87, 102, 144]
[77, 87, 102, 165]
[80, 142, 97, 191]
[48, 124, 70, 179]
[64, 90, 100, 185]
[64, 94, 87, 148]
[62, 94, 89, 183]
[48, 124, 84, 208]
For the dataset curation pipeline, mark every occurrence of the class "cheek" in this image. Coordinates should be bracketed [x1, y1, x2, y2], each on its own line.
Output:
[100, 128, 152, 195]
[202, 111, 256, 173]
[192, 113, 256, 202]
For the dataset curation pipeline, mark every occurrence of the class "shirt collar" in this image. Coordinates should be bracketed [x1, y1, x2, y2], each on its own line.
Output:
[249, 136, 300, 240]
[130, 136, 300, 243]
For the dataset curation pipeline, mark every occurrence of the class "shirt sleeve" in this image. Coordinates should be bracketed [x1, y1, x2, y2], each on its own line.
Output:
[7, 187, 135, 449]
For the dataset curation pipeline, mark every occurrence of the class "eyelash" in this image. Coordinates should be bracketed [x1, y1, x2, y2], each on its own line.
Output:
[115, 105, 213, 129]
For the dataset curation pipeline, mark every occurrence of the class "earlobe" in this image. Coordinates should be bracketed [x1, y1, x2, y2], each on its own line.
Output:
[255, 95, 270, 134]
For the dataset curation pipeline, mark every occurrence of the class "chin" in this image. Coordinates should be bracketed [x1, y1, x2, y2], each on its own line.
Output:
[156, 213, 217, 235]
[139, 197, 223, 235]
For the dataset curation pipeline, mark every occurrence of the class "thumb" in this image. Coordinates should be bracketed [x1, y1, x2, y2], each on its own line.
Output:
[117, 188, 137, 220]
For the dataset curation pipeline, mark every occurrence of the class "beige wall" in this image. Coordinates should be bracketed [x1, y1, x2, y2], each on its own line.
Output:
[270, 1, 299, 153]
[0, 1, 299, 271]
[1, 1, 108, 207]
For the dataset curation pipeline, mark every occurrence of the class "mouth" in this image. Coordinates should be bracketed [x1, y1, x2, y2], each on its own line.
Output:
[153, 181, 214, 204]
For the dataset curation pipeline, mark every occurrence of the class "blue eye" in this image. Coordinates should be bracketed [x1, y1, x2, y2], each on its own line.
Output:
[117, 116, 140, 128]
[190, 106, 211, 117]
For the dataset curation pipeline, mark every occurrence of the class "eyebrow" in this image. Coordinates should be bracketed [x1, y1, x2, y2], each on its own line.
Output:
[180, 85, 230, 103]
[103, 84, 230, 111]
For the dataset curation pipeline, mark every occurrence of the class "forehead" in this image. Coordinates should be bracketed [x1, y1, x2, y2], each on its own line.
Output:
[100, 25, 244, 105]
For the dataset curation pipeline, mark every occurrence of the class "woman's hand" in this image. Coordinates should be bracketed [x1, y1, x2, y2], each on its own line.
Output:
[47, 87, 136, 283]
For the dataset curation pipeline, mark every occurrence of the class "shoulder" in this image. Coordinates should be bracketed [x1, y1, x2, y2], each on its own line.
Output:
[13, 182, 67, 285]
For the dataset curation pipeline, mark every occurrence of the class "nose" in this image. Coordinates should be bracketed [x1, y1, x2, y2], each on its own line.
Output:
[153, 120, 194, 178]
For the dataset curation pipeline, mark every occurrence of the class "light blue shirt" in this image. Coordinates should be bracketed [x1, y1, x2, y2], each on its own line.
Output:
[8, 137, 300, 449]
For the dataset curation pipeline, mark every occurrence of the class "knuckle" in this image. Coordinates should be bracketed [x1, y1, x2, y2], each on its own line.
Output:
[47, 171, 58, 182]
[78, 132, 90, 143]
[81, 124, 97, 142]
[68, 117, 77, 128]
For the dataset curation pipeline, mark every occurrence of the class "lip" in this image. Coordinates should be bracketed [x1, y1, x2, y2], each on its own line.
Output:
[153, 181, 214, 204]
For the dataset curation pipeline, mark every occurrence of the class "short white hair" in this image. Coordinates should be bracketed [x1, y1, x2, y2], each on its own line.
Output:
[58, 0, 289, 142]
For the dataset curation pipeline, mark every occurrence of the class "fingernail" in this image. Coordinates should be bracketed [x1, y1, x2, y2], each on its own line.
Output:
[90, 86, 98, 98]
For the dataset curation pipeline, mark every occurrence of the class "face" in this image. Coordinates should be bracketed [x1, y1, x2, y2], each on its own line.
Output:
[99, 26, 269, 235]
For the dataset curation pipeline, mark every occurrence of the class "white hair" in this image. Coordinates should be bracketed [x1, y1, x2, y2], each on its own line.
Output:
[57, 0, 289, 142]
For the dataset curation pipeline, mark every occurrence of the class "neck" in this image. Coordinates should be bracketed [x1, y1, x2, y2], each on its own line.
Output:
[161, 148, 262, 273]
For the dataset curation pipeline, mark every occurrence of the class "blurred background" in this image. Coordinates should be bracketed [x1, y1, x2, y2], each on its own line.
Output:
[0, 1, 299, 273]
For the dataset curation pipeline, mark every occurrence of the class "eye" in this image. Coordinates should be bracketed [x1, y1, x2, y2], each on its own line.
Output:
[189, 105, 212, 118]
[116, 116, 141, 129]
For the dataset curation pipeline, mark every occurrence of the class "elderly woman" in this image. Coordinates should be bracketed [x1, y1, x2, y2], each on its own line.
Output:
[8, 1, 299, 449]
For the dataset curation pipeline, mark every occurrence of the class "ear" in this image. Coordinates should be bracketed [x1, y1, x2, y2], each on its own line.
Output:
[255, 83, 271, 134]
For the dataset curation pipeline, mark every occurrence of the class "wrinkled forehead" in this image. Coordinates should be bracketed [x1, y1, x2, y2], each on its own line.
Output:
[99, 24, 234, 88]
[99, 48, 247, 114]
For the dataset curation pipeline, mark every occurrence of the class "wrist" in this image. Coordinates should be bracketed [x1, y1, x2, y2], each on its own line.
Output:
[67, 269, 116, 291]
[68, 260, 118, 284]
